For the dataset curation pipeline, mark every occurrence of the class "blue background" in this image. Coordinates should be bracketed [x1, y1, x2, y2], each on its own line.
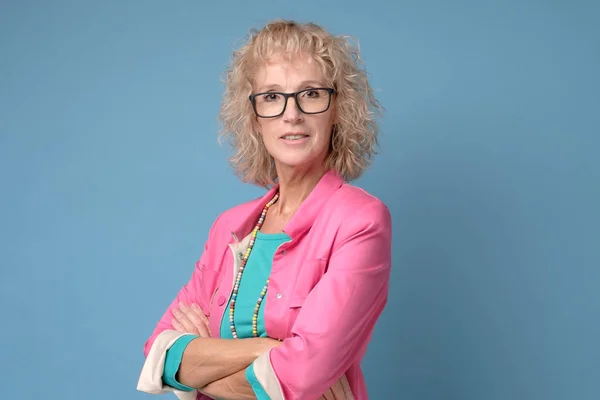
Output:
[1, 1, 599, 399]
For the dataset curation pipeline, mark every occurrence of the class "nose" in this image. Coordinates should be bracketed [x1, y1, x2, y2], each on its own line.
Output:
[282, 96, 303, 123]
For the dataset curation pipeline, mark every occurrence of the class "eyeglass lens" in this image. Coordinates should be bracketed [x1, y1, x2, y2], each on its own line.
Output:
[253, 89, 331, 117]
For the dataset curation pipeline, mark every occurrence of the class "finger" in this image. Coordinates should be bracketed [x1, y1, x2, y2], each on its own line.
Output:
[191, 303, 212, 337]
[340, 374, 354, 400]
[180, 303, 210, 337]
[321, 388, 334, 400]
[171, 318, 187, 333]
[194, 319, 211, 338]
[172, 307, 197, 334]
[329, 378, 345, 400]
[191, 303, 209, 323]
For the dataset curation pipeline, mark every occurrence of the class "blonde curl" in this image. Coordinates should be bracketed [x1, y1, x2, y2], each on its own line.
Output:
[218, 19, 382, 187]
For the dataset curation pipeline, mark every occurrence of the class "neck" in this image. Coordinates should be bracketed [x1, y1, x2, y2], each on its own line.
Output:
[273, 163, 327, 216]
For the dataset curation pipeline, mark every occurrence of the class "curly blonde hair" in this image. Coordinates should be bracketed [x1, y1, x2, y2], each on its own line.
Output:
[218, 19, 382, 187]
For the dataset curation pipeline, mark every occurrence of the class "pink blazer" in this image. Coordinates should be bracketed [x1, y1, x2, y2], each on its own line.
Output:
[139, 170, 393, 400]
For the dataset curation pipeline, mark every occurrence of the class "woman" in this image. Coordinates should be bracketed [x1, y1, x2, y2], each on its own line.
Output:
[137, 19, 392, 400]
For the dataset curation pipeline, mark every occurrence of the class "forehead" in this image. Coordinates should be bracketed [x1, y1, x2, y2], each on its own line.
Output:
[253, 53, 325, 91]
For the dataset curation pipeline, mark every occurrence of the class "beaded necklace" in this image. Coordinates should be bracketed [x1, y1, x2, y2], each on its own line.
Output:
[229, 192, 279, 339]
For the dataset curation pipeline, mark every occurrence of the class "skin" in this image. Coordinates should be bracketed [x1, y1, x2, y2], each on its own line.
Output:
[171, 53, 352, 399]
[254, 52, 337, 233]
[173, 303, 353, 400]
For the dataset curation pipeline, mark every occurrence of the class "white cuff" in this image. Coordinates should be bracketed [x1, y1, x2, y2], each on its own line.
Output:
[253, 349, 285, 400]
[137, 329, 198, 400]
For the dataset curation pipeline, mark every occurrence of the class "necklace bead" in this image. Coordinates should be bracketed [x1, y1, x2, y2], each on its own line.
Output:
[229, 193, 279, 339]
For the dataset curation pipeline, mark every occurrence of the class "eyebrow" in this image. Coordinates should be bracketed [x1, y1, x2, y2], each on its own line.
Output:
[257, 80, 325, 93]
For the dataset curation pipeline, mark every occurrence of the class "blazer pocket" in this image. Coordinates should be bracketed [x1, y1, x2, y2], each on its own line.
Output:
[289, 258, 328, 308]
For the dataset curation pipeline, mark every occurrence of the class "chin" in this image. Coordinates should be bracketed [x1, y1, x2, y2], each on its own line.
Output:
[273, 153, 320, 170]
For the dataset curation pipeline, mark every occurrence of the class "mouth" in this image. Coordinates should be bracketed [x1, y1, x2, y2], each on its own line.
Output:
[280, 132, 310, 141]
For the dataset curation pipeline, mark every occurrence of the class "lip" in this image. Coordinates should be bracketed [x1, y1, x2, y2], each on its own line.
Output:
[279, 132, 309, 139]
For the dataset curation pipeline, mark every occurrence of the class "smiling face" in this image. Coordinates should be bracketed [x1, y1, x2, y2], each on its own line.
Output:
[252, 53, 336, 175]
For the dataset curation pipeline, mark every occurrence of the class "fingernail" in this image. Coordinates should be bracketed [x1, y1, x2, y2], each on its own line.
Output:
[191, 303, 200, 311]
[179, 301, 187, 308]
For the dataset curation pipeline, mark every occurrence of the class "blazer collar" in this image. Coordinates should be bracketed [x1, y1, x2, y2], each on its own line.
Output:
[231, 169, 345, 242]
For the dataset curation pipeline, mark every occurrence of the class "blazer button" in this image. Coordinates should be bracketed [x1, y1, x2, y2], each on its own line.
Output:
[276, 293, 283, 299]
[217, 296, 226, 306]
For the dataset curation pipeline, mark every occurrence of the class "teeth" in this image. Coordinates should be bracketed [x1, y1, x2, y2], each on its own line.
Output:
[282, 134, 307, 140]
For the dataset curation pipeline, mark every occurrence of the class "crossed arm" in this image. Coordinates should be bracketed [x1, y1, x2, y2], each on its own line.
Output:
[170, 302, 352, 400]
[142, 200, 390, 399]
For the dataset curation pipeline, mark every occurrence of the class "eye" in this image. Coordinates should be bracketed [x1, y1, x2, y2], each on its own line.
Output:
[261, 93, 281, 102]
[300, 89, 321, 99]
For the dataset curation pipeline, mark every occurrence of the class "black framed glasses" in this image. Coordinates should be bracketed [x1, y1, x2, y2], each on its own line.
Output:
[249, 88, 335, 118]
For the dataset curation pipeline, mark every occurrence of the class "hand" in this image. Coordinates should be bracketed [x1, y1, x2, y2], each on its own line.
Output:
[171, 301, 211, 338]
[319, 374, 354, 400]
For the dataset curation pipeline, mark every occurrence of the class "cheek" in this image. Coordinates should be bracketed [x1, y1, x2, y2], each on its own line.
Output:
[258, 120, 278, 140]
[316, 117, 334, 141]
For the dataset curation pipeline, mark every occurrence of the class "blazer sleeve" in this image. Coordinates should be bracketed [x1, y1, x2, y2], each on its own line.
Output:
[137, 214, 223, 398]
[251, 200, 392, 400]
[142, 214, 223, 358]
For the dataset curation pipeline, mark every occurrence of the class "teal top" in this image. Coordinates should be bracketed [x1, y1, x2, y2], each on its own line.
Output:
[220, 231, 289, 339]
[162, 231, 290, 399]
